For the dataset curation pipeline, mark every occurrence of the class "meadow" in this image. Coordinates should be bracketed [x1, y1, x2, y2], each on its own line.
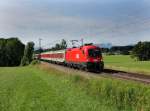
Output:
[104, 55, 150, 75]
[0, 64, 150, 111]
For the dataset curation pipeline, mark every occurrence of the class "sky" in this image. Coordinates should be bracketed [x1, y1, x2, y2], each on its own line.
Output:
[0, 0, 150, 47]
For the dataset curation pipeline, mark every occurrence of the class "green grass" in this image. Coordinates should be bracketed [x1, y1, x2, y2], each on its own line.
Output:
[0, 65, 150, 111]
[104, 55, 150, 75]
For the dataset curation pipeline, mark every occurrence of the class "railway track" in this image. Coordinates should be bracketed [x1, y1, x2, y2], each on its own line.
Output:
[41, 62, 150, 84]
[103, 69, 150, 84]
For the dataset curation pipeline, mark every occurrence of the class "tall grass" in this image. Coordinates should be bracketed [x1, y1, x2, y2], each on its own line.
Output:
[69, 74, 150, 111]
[0, 65, 149, 111]
[39, 65, 150, 111]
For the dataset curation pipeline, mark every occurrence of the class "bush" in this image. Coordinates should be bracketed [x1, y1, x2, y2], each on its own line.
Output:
[0, 38, 25, 66]
[30, 60, 40, 65]
[21, 42, 34, 66]
[131, 41, 150, 61]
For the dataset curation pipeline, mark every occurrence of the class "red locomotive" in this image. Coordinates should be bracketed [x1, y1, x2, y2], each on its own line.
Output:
[36, 44, 104, 72]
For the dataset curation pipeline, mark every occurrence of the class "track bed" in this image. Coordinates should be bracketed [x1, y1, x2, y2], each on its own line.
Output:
[41, 62, 150, 84]
[103, 69, 150, 84]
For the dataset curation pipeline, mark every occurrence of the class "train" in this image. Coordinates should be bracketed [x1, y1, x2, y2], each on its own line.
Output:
[35, 44, 104, 72]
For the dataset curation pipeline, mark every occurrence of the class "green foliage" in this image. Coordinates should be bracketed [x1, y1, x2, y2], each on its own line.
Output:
[131, 41, 150, 61]
[21, 42, 34, 66]
[37, 39, 67, 52]
[30, 60, 40, 65]
[104, 45, 134, 55]
[71, 75, 84, 83]
[60, 39, 67, 49]
[52, 39, 67, 50]
[84, 79, 150, 111]
[0, 66, 149, 111]
[0, 38, 25, 66]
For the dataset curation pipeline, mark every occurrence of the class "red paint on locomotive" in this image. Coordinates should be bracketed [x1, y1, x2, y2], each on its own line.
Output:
[65, 45, 104, 71]
[65, 45, 103, 63]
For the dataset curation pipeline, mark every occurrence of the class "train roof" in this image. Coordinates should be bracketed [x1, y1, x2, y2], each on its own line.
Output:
[67, 45, 100, 51]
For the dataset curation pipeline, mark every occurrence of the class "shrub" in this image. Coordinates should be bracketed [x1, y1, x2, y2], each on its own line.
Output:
[30, 60, 40, 65]
[131, 41, 150, 61]
[21, 42, 34, 66]
[0, 38, 25, 66]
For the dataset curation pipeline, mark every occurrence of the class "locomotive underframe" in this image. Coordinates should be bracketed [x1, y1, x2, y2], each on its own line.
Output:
[65, 61, 104, 72]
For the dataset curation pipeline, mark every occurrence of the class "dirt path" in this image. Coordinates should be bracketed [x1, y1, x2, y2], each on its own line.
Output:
[40, 62, 150, 84]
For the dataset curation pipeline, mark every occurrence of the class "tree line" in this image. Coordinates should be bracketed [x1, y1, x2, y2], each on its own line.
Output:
[102, 41, 150, 61]
[102, 45, 134, 55]
[35, 39, 67, 53]
[0, 38, 25, 66]
[0, 38, 34, 66]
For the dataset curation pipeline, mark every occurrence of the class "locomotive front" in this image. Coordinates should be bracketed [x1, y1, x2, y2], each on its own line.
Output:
[84, 45, 104, 72]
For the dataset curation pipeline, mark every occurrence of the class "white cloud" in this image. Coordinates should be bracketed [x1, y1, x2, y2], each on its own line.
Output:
[0, 0, 150, 47]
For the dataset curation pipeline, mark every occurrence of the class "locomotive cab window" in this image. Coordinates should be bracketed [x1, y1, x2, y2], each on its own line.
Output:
[88, 48, 102, 58]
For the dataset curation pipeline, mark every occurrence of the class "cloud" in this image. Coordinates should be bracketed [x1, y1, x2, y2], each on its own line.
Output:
[0, 0, 150, 47]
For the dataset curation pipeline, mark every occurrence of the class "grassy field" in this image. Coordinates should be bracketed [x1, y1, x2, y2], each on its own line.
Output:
[0, 64, 150, 111]
[104, 55, 150, 75]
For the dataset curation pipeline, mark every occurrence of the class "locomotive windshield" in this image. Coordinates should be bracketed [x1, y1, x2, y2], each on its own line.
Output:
[88, 48, 102, 58]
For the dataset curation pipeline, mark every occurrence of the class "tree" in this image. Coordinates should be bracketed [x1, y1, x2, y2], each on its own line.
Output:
[34, 39, 67, 53]
[0, 38, 6, 66]
[0, 38, 25, 66]
[131, 41, 150, 61]
[55, 43, 61, 50]
[60, 39, 67, 49]
[21, 42, 34, 66]
[54, 39, 67, 50]
[109, 45, 134, 55]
